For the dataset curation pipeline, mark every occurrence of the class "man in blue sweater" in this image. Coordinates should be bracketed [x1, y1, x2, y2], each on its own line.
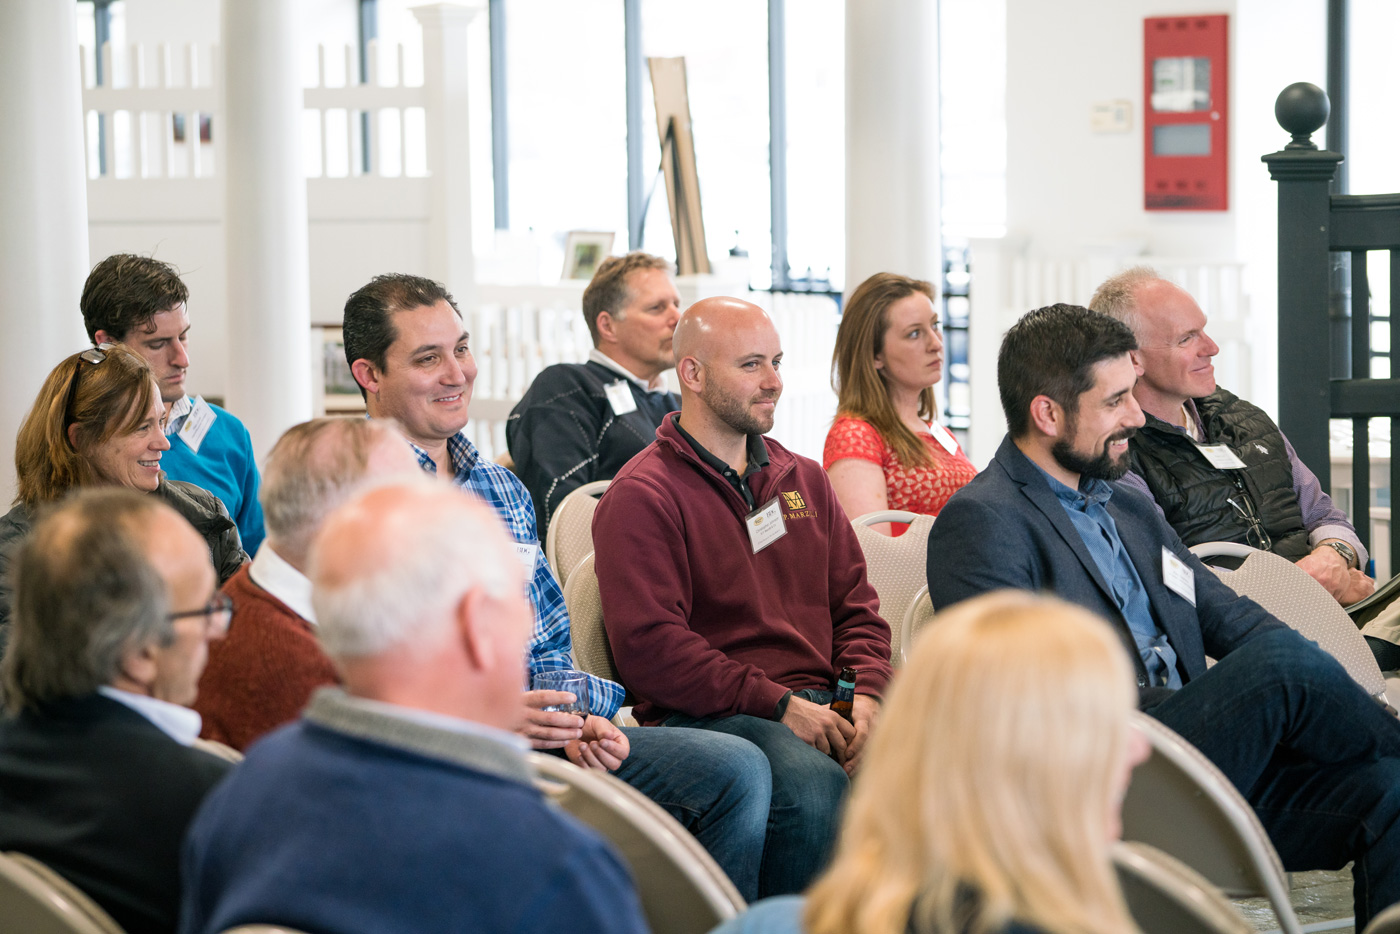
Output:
[180, 479, 648, 934]
[81, 254, 265, 554]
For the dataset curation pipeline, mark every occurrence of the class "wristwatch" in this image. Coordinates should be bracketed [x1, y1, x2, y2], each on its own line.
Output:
[1323, 539, 1358, 569]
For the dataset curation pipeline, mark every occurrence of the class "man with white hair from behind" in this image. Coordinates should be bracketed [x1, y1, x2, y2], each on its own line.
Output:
[178, 479, 648, 934]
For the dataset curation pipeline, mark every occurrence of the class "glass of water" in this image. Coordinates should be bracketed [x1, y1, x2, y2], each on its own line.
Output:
[531, 670, 591, 716]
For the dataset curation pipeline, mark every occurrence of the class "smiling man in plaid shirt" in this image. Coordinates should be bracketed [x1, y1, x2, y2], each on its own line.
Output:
[342, 273, 772, 900]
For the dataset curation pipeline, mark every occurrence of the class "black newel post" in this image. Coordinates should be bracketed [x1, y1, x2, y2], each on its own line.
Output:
[1262, 82, 1343, 489]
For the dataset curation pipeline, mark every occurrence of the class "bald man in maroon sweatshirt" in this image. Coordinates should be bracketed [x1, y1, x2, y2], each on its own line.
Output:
[593, 296, 892, 898]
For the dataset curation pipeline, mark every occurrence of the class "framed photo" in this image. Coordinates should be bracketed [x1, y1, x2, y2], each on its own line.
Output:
[562, 231, 615, 281]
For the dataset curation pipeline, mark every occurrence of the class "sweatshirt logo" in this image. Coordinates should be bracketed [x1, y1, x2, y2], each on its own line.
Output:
[780, 491, 807, 510]
[1254, 442, 1269, 455]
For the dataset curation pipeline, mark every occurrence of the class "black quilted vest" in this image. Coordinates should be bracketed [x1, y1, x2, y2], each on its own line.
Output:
[1127, 388, 1311, 560]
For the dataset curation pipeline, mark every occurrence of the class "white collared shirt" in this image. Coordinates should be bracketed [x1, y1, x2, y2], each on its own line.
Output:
[587, 348, 671, 396]
[98, 686, 203, 746]
[164, 394, 195, 436]
[335, 693, 530, 752]
[248, 544, 317, 625]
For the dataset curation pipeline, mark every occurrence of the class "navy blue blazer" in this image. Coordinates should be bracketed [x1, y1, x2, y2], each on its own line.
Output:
[927, 436, 1286, 703]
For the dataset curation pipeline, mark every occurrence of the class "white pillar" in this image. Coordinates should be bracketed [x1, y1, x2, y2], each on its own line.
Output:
[414, 2, 482, 310]
[0, 0, 91, 501]
[222, 0, 312, 458]
[845, 0, 941, 292]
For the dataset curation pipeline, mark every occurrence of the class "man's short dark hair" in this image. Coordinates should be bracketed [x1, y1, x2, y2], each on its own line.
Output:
[342, 274, 462, 400]
[80, 254, 190, 342]
[582, 252, 672, 346]
[2, 489, 173, 713]
[998, 304, 1138, 438]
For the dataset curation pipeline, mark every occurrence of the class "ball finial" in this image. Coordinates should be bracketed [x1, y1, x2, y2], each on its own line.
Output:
[1275, 82, 1330, 150]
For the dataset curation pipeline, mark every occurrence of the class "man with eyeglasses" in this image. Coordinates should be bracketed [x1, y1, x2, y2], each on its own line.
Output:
[81, 253, 266, 554]
[1089, 269, 1378, 608]
[0, 487, 233, 934]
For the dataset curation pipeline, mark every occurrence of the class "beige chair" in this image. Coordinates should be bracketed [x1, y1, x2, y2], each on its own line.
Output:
[0, 852, 125, 934]
[562, 551, 619, 685]
[1122, 712, 1302, 934]
[1362, 899, 1400, 934]
[529, 752, 744, 934]
[1190, 541, 1388, 700]
[1113, 841, 1254, 934]
[851, 510, 935, 666]
[900, 585, 936, 657]
[545, 480, 611, 586]
[193, 737, 245, 763]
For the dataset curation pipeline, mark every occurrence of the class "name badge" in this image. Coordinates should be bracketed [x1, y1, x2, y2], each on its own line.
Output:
[177, 396, 216, 455]
[514, 541, 540, 575]
[928, 421, 960, 456]
[605, 380, 638, 416]
[1162, 547, 1196, 607]
[1194, 443, 1246, 470]
[745, 496, 788, 554]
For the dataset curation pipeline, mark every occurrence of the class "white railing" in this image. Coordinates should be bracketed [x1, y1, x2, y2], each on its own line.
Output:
[303, 41, 427, 180]
[967, 237, 1254, 467]
[80, 42, 218, 180]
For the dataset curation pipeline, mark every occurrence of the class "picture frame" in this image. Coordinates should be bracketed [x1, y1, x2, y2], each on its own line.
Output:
[562, 231, 615, 281]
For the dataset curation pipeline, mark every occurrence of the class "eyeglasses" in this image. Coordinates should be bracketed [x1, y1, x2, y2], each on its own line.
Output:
[62, 344, 115, 429]
[167, 592, 234, 637]
[1226, 477, 1273, 552]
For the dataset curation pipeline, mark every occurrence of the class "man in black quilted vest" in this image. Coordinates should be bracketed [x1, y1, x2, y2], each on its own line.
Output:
[1090, 267, 1377, 613]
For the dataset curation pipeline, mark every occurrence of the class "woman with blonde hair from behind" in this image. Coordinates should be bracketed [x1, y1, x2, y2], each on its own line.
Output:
[710, 591, 1149, 934]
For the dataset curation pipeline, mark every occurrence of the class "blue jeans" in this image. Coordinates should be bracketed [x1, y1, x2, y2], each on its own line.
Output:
[662, 689, 849, 899]
[1145, 628, 1400, 929]
[615, 726, 772, 902]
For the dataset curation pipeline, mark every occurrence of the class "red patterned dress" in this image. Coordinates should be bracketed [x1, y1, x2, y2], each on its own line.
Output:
[823, 415, 979, 522]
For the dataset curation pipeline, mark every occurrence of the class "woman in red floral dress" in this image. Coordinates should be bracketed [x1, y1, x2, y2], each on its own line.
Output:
[824, 273, 978, 536]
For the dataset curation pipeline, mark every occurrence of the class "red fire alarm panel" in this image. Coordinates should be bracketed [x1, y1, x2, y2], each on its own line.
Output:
[1144, 14, 1228, 211]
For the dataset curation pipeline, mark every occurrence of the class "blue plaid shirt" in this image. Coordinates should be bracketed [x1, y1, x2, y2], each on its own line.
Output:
[408, 432, 626, 719]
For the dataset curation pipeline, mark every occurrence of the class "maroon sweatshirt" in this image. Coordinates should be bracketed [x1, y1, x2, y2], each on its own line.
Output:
[593, 414, 892, 725]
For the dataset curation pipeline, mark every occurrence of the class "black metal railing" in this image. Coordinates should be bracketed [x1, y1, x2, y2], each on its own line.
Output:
[1266, 82, 1400, 563]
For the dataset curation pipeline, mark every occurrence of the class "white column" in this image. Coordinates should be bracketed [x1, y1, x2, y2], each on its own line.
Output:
[414, 2, 482, 311]
[222, 0, 312, 458]
[0, 0, 91, 501]
[845, 0, 940, 292]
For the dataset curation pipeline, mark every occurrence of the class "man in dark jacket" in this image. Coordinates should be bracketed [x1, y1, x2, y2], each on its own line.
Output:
[507, 252, 681, 528]
[1089, 266, 1373, 607]
[926, 304, 1400, 931]
[0, 488, 233, 934]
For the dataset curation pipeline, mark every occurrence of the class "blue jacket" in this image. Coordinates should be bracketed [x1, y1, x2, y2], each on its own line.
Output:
[161, 400, 265, 555]
[926, 436, 1285, 705]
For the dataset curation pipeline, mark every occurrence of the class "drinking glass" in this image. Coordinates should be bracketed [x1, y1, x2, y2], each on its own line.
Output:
[531, 670, 591, 716]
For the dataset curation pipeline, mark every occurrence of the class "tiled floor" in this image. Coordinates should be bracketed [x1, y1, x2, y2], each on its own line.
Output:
[1233, 869, 1355, 934]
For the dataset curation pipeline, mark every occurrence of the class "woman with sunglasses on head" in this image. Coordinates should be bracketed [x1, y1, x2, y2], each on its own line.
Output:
[825, 273, 978, 536]
[0, 345, 247, 634]
[712, 591, 1150, 934]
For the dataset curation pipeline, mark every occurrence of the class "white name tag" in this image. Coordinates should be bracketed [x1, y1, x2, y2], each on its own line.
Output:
[745, 496, 788, 554]
[605, 380, 638, 416]
[177, 396, 216, 455]
[1194, 443, 1246, 470]
[1162, 547, 1196, 607]
[928, 421, 960, 456]
[514, 541, 540, 575]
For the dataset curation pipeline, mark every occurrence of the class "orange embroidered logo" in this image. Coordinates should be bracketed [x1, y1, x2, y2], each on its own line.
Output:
[780, 491, 806, 510]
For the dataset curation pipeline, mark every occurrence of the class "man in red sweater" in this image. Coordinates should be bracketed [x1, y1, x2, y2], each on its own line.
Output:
[593, 295, 893, 896]
[195, 418, 421, 749]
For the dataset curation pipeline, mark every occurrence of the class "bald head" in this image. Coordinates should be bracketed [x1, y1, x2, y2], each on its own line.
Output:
[261, 417, 420, 568]
[310, 478, 533, 725]
[674, 296, 784, 445]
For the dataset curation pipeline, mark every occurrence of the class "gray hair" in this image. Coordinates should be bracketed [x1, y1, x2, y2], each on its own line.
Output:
[1087, 265, 1161, 337]
[2, 489, 173, 712]
[260, 417, 408, 559]
[310, 477, 517, 658]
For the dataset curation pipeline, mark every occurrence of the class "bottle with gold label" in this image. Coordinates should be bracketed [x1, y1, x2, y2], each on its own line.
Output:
[830, 667, 857, 722]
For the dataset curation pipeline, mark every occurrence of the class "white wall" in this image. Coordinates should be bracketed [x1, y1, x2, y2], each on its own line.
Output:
[1003, 0, 1323, 417]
